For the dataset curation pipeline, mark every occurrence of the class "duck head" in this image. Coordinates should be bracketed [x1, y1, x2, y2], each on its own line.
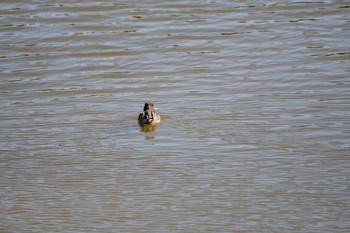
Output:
[143, 101, 155, 111]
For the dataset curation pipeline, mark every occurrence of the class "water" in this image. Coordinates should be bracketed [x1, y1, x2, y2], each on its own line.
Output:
[1, 0, 349, 232]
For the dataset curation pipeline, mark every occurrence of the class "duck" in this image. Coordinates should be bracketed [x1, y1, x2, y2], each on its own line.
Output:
[138, 101, 161, 126]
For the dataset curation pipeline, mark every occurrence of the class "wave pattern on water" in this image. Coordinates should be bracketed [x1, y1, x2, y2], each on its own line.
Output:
[1, 0, 350, 232]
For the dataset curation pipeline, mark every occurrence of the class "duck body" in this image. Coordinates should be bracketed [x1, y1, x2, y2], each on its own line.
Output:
[138, 101, 161, 126]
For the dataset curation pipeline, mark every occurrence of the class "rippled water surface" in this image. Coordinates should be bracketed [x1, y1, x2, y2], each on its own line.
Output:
[1, 0, 349, 232]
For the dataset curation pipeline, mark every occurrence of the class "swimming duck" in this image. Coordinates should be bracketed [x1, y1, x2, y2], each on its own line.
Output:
[138, 101, 161, 126]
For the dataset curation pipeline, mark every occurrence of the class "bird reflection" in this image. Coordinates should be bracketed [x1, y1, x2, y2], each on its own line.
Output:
[139, 123, 158, 132]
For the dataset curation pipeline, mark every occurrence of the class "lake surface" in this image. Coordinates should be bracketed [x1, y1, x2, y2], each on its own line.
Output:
[1, 0, 349, 232]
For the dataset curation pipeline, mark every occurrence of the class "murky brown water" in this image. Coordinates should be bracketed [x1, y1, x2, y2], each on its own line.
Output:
[1, 0, 349, 232]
